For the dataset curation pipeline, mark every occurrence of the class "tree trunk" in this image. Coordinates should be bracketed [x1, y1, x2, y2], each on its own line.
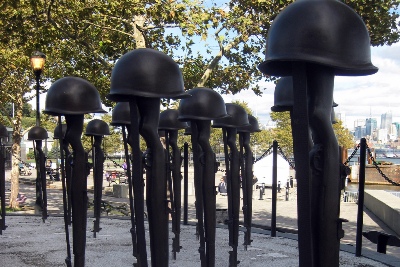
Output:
[9, 93, 23, 209]
[134, 15, 146, 49]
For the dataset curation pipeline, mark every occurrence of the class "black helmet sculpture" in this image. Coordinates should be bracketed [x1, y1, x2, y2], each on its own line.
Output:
[213, 103, 250, 128]
[28, 126, 48, 140]
[237, 115, 261, 133]
[258, 0, 378, 76]
[271, 77, 339, 112]
[44, 76, 106, 115]
[178, 87, 228, 121]
[53, 124, 67, 140]
[271, 77, 294, 112]
[107, 48, 189, 101]
[110, 102, 131, 126]
[159, 109, 188, 131]
[184, 121, 192, 136]
[85, 119, 110, 136]
[0, 124, 8, 138]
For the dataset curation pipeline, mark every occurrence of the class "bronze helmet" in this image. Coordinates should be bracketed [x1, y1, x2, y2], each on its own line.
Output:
[213, 103, 250, 128]
[44, 76, 106, 115]
[271, 77, 294, 112]
[85, 119, 110, 136]
[178, 87, 228, 121]
[258, 0, 378, 77]
[111, 102, 131, 126]
[53, 124, 67, 140]
[0, 124, 8, 138]
[28, 126, 48, 140]
[237, 115, 261, 133]
[159, 109, 188, 131]
[271, 77, 339, 112]
[107, 48, 189, 101]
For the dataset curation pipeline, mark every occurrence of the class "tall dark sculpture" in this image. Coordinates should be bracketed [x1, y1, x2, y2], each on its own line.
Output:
[44, 76, 106, 267]
[53, 123, 72, 266]
[85, 119, 110, 237]
[28, 126, 49, 222]
[258, 1, 377, 266]
[237, 115, 261, 249]
[0, 123, 8, 234]
[179, 87, 228, 267]
[54, 124, 72, 226]
[108, 48, 188, 267]
[213, 103, 249, 266]
[110, 102, 139, 259]
[159, 109, 188, 259]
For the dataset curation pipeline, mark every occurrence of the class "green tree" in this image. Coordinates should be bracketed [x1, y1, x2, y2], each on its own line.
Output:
[333, 120, 355, 149]
[270, 111, 294, 156]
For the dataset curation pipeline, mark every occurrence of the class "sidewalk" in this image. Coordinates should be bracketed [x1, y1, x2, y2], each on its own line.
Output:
[3, 170, 400, 266]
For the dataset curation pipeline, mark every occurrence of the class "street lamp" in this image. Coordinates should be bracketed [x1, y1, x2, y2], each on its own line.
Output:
[30, 51, 46, 126]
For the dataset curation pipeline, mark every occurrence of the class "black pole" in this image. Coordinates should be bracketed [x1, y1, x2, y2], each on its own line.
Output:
[183, 142, 189, 225]
[92, 135, 105, 237]
[58, 117, 72, 267]
[225, 127, 240, 267]
[170, 130, 183, 259]
[36, 140, 48, 222]
[0, 140, 6, 234]
[128, 100, 148, 267]
[190, 121, 207, 266]
[239, 133, 250, 249]
[271, 140, 278, 237]
[35, 74, 40, 127]
[122, 125, 138, 259]
[356, 138, 367, 257]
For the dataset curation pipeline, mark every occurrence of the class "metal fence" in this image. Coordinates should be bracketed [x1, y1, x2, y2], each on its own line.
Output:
[342, 191, 358, 203]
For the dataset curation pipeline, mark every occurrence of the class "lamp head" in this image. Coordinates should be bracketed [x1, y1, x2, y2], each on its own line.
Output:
[30, 51, 46, 76]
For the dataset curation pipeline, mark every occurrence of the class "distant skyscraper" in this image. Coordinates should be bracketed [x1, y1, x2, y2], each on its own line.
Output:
[365, 118, 377, 136]
[381, 112, 393, 134]
[354, 126, 366, 139]
[336, 112, 345, 123]
[354, 119, 365, 128]
[394, 122, 400, 138]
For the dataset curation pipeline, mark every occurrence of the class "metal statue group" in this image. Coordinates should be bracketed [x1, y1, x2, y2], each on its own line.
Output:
[0, 0, 377, 266]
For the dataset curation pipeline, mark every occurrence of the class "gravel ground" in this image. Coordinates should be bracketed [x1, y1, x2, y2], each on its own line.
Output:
[0, 216, 388, 267]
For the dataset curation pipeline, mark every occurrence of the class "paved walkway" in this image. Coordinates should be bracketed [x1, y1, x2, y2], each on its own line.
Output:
[3, 170, 400, 266]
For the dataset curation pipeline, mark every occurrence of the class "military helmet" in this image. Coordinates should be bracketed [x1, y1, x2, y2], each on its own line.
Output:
[111, 102, 131, 126]
[85, 119, 110, 136]
[159, 109, 188, 131]
[44, 76, 106, 115]
[213, 103, 250, 128]
[28, 126, 48, 140]
[53, 124, 67, 140]
[178, 87, 228, 121]
[258, 0, 378, 77]
[237, 115, 261, 133]
[108, 48, 189, 101]
[271, 77, 294, 112]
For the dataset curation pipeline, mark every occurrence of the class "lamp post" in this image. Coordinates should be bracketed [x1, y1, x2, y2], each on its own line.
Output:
[30, 51, 46, 127]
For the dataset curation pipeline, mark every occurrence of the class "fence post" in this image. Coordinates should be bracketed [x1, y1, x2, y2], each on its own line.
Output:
[271, 140, 278, 237]
[183, 142, 189, 225]
[356, 138, 366, 257]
